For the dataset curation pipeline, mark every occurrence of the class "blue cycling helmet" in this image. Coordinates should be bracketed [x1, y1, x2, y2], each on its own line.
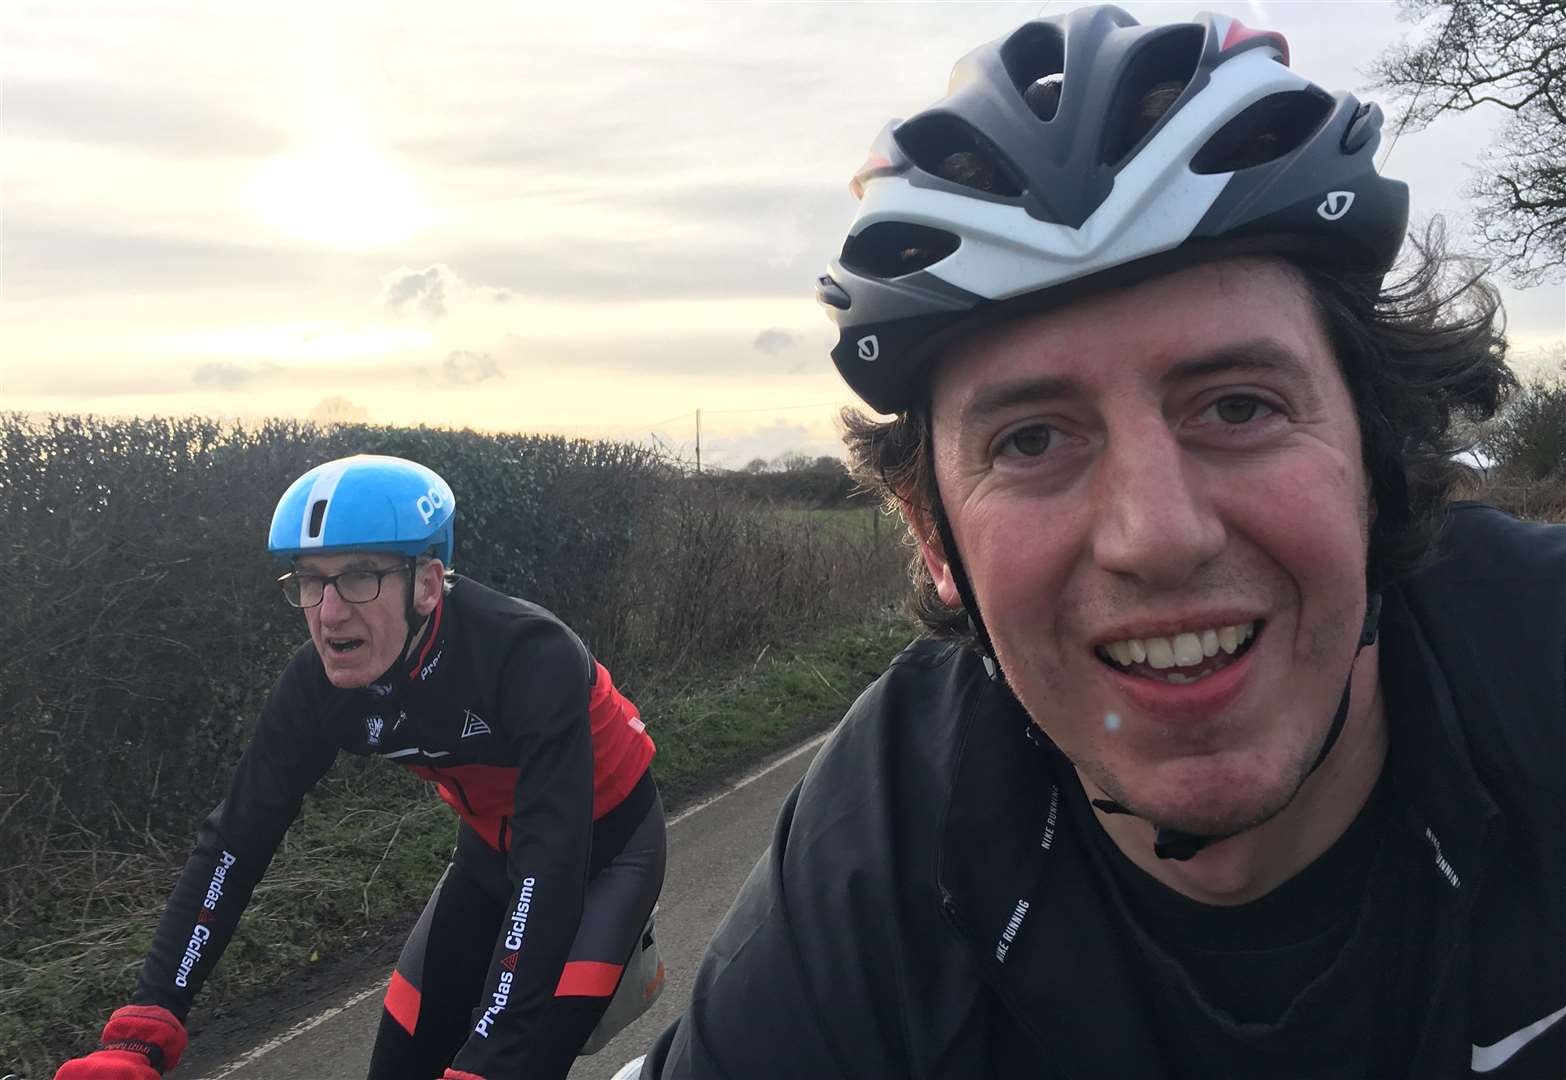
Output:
[268, 455, 455, 566]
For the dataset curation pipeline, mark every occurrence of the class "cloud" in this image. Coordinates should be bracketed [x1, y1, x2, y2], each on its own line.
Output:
[380, 265, 454, 318]
[441, 350, 502, 386]
[753, 329, 797, 355]
[5, 78, 286, 156]
[379, 264, 513, 319]
[309, 396, 371, 424]
[1, 221, 328, 301]
[192, 360, 282, 388]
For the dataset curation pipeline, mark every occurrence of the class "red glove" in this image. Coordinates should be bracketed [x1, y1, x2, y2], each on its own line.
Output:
[440, 1071, 487, 1080]
[54, 1049, 161, 1080]
[55, 1005, 188, 1079]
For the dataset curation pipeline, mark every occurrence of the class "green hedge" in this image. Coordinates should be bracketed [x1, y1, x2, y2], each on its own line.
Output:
[0, 413, 903, 875]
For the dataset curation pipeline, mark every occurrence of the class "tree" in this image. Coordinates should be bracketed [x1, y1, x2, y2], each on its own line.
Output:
[1371, 0, 1566, 284]
[308, 395, 371, 425]
[1479, 351, 1566, 480]
[775, 450, 815, 473]
[742, 457, 771, 475]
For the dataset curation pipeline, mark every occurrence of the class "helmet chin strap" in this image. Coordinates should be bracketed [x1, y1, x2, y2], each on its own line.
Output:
[926, 435, 1385, 862]
[1090, 594, 1381, 860]
[370, 559, 434, 689]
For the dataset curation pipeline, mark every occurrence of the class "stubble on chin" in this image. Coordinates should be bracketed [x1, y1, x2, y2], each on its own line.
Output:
[1054, 603, 1365, 837]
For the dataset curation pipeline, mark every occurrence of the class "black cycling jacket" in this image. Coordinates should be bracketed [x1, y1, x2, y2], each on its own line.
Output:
[643, 503, 1566, 1079]
[133, 577, 655, 1077]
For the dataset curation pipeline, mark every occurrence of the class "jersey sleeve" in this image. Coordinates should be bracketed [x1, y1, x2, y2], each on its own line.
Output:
[451, 623, 597, 1076]
[132, 647, 339, 1019]
[640, 780, 899, 1079]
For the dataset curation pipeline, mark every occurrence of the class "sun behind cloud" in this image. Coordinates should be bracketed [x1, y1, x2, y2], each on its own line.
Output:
[240, 138, 436, 248]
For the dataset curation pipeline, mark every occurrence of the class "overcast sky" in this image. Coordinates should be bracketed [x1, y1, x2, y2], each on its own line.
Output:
[4, 1, 1562, 468]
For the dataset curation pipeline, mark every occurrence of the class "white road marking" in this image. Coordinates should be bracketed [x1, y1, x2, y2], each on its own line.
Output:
[197, 728, 833, 1078]
[666, 730, 830, 829]
[198, 984, 384, 1080]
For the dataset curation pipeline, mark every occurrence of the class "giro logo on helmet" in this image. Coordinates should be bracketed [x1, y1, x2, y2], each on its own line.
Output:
[415, 487, 446, 526]
[857, 335, 881, 363]
[1317, 191, 1356, 221]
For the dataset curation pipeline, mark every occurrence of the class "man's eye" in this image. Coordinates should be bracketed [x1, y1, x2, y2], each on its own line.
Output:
[997, 425, 1053, 458]
[1209, 396, 1273, 425]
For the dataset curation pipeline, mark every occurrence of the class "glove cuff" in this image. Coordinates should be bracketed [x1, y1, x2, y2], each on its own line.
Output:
[101, 1005, 188, 1073]
[441, 1070, 488, 1080]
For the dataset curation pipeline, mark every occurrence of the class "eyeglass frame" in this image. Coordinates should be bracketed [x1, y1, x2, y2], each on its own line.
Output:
[276, 561, 416, 609]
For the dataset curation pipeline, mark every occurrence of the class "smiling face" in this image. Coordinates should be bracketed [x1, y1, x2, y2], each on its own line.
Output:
[920, 258, 1375, 839]
[297, 552, 442, 689]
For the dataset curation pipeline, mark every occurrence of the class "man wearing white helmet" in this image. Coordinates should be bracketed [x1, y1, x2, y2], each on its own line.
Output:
[641, 7, 1563, 1078]
[55, 455, 667, 1080]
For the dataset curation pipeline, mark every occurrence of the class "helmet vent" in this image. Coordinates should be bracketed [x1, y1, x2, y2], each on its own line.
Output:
[308, 498, 328, 539]
[896, 113, 1024, 198]
[1000, 22, 1066, 122]
[1101, 25, 1205, 167]
[1190, 90, 1334, 174]
[840, 222, 960, 279]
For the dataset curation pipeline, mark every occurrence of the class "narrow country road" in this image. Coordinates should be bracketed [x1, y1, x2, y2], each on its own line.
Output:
[176, 734, 828, 1080]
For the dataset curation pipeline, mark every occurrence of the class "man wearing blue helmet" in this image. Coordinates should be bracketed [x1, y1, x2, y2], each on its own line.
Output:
[56, 455, 666, 1080]
[641, 7, 1563, 1079]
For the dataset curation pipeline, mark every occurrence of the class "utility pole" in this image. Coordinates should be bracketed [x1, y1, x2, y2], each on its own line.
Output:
[695, 409, 702, 474]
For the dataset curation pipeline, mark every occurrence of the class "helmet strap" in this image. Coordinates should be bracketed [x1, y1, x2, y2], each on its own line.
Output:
[397, 558, 436, 670]
[923, 414, 1389, 862]
[924, 426, 1001, 679]
[1092, 592, 1383, 861]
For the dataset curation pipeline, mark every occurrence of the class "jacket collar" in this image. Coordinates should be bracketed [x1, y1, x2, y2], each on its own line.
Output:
[933, 579, 1507, 1072]
[1375, 582, 1500, 906]
[363, 581, 456, 699]
[934, 668, 1172, 1071]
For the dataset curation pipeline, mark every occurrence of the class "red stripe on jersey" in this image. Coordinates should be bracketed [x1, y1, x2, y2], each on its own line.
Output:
[385, 969, 421, 1035]
[407, 593, 445, 680]
[402, 658, 655, 849]
[586, 661, 656, 819]
[554, 960, 624, 998]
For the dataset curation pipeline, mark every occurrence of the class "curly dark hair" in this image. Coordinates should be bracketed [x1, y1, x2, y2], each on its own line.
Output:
[842, 222, 1515, 644]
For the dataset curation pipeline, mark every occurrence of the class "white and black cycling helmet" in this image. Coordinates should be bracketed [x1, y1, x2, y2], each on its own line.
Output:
[817, 5, 1410, 414]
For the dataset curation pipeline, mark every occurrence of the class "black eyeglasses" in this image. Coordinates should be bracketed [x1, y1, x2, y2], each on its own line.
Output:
[278, 565, 411, 609]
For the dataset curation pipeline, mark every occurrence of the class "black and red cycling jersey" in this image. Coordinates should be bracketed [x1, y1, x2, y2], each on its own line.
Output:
[132, 576, 655, 1072]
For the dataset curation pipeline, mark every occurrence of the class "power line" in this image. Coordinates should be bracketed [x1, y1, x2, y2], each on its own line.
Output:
[1377, 4, 1462, 173]
[596, 401, 844, 440]
[596, 410, 695, 441]
[698, 401, 846, 416]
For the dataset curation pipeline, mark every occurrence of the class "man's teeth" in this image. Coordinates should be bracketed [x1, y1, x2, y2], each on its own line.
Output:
[1102, 622, 1256, 670]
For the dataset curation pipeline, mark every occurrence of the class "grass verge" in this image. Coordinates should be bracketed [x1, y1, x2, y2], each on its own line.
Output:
[2, 605, 911, 1078]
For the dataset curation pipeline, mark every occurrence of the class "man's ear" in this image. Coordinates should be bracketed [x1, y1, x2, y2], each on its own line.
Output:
[414, 559, 445, 617]
[901, 502, 962, 609]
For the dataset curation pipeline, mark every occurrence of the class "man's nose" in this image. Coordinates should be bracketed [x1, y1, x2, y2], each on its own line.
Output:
[1089, 418, 1225, 589]
[317, 580, 353, 621]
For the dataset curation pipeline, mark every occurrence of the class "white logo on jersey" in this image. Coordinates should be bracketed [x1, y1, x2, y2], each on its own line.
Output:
[857, 335, 880, 363]
[1472, 1003, 1566, 1073]
[365, 715, 384, 746]
[460, 709, 491, 738]
[1317, 191, 1355, 221]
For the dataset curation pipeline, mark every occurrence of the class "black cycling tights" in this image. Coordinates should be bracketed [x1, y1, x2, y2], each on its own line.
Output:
[366, 776, 666, 1080]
